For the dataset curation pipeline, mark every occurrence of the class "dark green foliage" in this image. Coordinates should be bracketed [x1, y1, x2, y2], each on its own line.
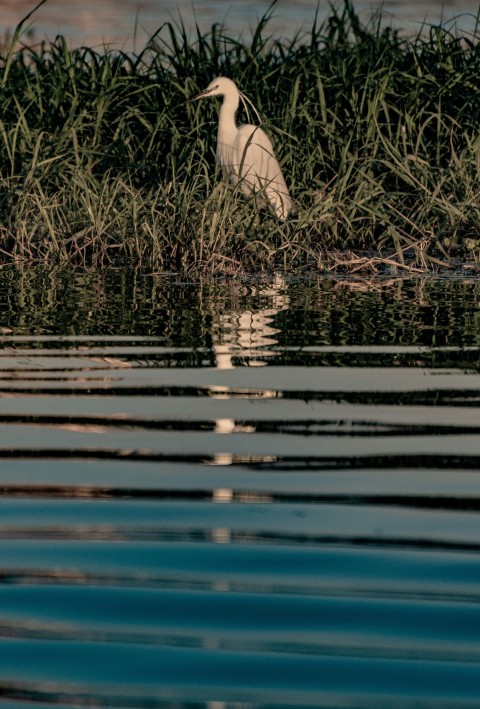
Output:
[0, 0, 480, 271]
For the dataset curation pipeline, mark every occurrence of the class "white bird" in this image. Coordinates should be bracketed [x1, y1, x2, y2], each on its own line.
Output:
[192, 76, 292, 221]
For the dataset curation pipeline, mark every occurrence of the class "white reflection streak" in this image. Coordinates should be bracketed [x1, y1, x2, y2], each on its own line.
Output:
[213, 488, 233, 503]
[57, 423, 107, 434]
[211, 528, 231, 544]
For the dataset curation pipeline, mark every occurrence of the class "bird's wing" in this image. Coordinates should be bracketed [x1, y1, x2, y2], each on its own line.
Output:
[235, 125, 292, 220]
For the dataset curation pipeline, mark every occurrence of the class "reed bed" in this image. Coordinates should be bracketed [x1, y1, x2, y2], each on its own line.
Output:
[0, 0, 480, 272]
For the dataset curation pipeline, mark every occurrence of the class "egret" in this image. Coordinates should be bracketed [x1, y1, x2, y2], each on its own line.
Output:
[192, 77, 292, 220]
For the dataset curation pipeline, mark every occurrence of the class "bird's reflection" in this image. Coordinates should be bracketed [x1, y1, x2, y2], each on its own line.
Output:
[210, 275, 289, 469]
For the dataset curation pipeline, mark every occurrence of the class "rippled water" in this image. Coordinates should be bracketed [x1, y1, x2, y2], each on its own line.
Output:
[1, 267, 480, 707]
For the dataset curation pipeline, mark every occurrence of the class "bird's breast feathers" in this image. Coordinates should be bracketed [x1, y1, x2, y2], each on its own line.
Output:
[216, 124, 277, 179]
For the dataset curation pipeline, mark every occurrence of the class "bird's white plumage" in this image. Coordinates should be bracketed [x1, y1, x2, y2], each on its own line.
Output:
[193, 76, 292, 220]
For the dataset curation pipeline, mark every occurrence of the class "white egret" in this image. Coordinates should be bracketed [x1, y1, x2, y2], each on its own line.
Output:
[192, 76, 292, 220]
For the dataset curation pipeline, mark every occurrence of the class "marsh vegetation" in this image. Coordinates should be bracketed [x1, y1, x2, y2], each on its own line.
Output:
[0, 0, 480, 272]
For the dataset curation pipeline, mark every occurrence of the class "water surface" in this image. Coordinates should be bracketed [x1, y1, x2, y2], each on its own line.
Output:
[2, 0, 480, 49]
[0, 267, 479, 707]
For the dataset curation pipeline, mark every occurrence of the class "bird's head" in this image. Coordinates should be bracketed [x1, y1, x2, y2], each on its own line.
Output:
[191, 76, 238, 101]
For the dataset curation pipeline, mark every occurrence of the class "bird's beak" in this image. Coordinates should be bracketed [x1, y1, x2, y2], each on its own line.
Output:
[191, 88, 209, 101]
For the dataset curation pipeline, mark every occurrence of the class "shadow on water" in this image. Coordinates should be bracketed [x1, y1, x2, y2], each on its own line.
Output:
[0, 265, 480, 707]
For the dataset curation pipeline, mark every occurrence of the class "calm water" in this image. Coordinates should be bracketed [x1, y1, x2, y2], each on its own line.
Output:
[0, 266, 479, 707]
[2, 0, 480, 49]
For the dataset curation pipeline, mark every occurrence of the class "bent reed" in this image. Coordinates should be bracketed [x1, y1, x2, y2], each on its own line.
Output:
[0, 0, 480, 272]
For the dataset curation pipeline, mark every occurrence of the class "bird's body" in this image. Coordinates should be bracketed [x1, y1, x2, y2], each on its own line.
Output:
[193, 77, 292, 220]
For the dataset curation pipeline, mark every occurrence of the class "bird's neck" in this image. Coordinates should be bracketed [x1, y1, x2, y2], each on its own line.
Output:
[217, 92, 240, 140]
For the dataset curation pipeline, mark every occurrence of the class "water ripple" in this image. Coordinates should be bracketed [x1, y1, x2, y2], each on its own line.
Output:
[1, 332, 480, 706]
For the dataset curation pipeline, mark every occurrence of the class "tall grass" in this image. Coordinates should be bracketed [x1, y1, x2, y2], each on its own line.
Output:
[0, 0, 480, 271]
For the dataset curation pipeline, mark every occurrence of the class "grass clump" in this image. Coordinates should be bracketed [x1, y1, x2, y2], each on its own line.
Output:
[0, 0, 480, 272]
